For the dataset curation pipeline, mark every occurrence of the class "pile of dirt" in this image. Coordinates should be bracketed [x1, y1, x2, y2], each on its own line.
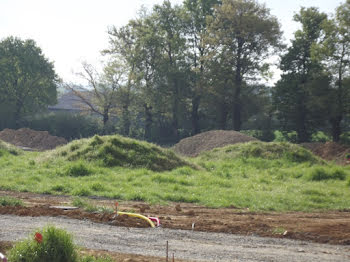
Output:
[302, 142, 350, 165]
[0, 128, 67, 151]
[173, 130, 258, 157]
[46, 135, 192, 171]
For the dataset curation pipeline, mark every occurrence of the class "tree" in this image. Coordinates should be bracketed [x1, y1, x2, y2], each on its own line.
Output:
[183, 0, 220, 134]
[0, 36, 58, 127]
[66, 62, 125, 133]
[312, 0, 350, 141]
[273, 7, 328, 142]
[205, 0, 282, 131]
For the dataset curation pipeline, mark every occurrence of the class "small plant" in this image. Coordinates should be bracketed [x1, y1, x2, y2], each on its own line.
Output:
[8, 226, 78, 262]
[0, 196, 23, 207]
[65, 162, 92, 177]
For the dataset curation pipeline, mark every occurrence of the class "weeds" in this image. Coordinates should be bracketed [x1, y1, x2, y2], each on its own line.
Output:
[7, 225, 113, 262]
[0, 196, 23, 207]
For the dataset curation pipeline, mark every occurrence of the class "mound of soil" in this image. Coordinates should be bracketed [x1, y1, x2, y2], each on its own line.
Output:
[302, 142, 350, 165]
[46, 135, 192, 171]
[173, 130, 258, 157]
[0, 128, 67, 151]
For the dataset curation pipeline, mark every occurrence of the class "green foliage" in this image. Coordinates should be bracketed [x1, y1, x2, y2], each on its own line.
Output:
[0, 140, 22, 156]
[0, 37, 58, 127]
[72, 197, 114, 213]
[79, 256, 113, 262]
[306, 167, 347, 181]
[0, 196, 23, 207]
[8, 226, 78, 262]
[311, 131, 331, 142]
[65, 162, 92, 177]
[48, 135, 191, 171]
[198, 141, 322, 164]
[24, 112, 102, 141]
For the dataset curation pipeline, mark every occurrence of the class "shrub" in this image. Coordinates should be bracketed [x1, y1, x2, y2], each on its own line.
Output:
[8, 226, 78, 262]
[311, 131, 330, 142]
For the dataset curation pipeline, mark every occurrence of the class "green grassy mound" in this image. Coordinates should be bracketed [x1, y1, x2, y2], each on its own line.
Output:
[0, 139, 22, 156]
[198, 141, 324, 164]
[45, 135, 191, 171]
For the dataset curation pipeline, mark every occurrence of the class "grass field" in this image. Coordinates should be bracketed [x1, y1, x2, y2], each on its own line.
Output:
[0, 135, 349, 211]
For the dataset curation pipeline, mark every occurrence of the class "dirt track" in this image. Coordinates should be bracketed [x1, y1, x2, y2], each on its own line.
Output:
[1, 191, 350, 245]
[1, 214, 349, 262]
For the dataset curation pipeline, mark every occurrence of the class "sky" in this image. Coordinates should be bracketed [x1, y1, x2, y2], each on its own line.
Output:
[0, 0, 345, 84]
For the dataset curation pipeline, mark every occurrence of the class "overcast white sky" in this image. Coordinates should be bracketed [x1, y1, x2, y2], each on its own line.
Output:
[0, 0, 345, 84]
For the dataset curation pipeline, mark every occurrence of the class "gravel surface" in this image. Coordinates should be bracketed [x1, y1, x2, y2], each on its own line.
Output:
[0, 215, 349, 262]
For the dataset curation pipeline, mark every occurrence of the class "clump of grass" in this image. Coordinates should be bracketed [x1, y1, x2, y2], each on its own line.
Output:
[72, 197, 114, 213]
[0, 140, 22, 156]
[80, 256, 114, 262]
[7, 225, 113, 262]
[45, 135, 192, 171]
[8, 225, 78, 262]
[306, 166, 348, 181]
[65, 162, 92, 177]
[0, 196, 23, 207]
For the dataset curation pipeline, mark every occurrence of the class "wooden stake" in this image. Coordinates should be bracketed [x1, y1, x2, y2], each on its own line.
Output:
[166, 241, 168, 262]
[172, 253, 175, 262]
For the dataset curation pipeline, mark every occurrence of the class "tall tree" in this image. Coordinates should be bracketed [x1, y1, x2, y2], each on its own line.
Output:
[183, 0, 220, 134]
[0, 37, 58, 127]
[205, 0, 282, 131]
[273, 7, 328, 142]
[312, 0, 350, 141]
[66, 62, 125, 133]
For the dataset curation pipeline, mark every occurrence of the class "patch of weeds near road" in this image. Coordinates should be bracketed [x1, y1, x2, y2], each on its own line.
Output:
[0, 196, 23, 207]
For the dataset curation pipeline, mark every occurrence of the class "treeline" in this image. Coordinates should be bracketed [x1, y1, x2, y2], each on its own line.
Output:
[1, 0, 350, 144]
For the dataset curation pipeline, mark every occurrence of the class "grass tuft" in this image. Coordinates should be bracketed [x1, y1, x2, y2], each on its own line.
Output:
[306, 167, 347, 181]
[0, 140, 22, 156]
[0, 196, 24, 207]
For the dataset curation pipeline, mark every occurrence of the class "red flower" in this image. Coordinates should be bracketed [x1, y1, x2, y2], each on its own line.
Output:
[34, 232, 43, 243]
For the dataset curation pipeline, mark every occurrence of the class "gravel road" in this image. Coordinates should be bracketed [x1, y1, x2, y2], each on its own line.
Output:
[0, 215, 349, 262]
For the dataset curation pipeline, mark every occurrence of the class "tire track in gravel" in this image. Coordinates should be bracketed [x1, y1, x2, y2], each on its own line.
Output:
[0, 215, 349, 262]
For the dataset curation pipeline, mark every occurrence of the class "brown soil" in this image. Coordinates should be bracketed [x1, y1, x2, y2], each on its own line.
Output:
[302, 142, 350, 165]
[1, 191, 349, 246]
[173, 130, 258, 157]
[0, 128, 67, 151]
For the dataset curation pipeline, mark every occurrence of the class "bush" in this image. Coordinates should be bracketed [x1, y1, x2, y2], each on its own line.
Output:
[311, 131, 331, 142]
[8, 226, 78, 262]
[273, 131, 298, 143]
[24, 112, 102, 141]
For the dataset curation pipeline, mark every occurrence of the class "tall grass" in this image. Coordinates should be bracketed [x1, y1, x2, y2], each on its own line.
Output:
[0, 140, 349, 211]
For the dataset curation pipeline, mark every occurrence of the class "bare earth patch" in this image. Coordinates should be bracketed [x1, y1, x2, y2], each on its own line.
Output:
[1, 190, 349, 245]
[173, 130, 258, 157]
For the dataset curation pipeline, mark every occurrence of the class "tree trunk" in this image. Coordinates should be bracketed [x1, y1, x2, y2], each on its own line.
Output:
[233, 40, 243, 131]
[122, 105, 130, 136]
[219, 103, 228, 130]
[191, 95, 200, 135]
[330, 116, 342, 142]
[102, 109, 109, 135]
[144, 104, 153, 141]
[296, 105, 309, 143]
